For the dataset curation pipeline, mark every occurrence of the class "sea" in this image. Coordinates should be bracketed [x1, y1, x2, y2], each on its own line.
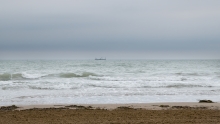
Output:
[0, 60, 220, 106]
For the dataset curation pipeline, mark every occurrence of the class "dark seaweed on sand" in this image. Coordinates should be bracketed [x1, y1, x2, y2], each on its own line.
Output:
[199, 100, 214, 103]
[65, 105, 93, 109]
[0, 105, 19, 111]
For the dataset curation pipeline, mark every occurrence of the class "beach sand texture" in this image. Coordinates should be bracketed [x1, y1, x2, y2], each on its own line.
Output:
[1, 102, 220, 124]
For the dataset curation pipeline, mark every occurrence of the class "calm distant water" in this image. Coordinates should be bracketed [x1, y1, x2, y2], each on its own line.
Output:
[0, 60, 220, 105]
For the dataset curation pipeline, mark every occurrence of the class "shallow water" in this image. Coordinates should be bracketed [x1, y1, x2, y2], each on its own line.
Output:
[0, 60, 220, 105]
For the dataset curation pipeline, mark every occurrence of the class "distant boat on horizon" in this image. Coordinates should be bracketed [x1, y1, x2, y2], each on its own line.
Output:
[95, 57, 106, 60]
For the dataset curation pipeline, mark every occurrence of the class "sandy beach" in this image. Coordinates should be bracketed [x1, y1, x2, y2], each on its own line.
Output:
[1, 102, 220, 124]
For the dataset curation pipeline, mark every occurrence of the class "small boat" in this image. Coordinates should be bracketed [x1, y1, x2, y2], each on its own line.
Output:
[95, 57, 106, 60]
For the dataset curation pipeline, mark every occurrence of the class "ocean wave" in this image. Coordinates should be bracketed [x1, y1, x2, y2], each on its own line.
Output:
[75, 82, 214, 89]
[89, 76, 136, 81]
[0, 72, 99, 81]
[164, 84, 212, 88]
[29, 85, 81, 90]
[21, 72, 45, 79]
[87, 84, 119, 88]
[89, 76, 190, 82]
[28, 86, 55, 90]
[175, 72, 210, 76]
[126, 84, 213, 88]
[59, 72, 98, 78]
[0, 73, 26, 81]
[2, 86, 24, 90]
[0, 72, 49, 81]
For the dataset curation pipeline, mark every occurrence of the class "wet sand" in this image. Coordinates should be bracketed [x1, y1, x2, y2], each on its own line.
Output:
[1, 102, 220, 124]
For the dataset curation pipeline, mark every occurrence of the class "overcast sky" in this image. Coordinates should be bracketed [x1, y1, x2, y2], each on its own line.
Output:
[0, 0, 220, 59]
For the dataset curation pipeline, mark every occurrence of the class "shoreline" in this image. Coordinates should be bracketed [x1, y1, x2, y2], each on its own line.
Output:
[1, 102, 219, 110]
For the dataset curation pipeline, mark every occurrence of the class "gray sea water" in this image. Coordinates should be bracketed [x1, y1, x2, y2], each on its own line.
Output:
[0, 60, 220, 105]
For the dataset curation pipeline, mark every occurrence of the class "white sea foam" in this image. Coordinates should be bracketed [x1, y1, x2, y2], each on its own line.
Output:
[0, 60, 220, 105]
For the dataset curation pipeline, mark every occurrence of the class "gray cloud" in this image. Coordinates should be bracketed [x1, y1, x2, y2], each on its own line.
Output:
[0, 0, 220, 59]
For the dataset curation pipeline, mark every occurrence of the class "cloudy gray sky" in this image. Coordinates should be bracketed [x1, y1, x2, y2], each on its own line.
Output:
[0, 0, 220, 59]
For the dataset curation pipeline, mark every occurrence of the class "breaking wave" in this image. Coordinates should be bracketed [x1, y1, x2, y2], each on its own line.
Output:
[0, 72, 99, 81]
[164, 84, 213, 88]
[59, 72, 98, 78]
[0, 73, 26, 81]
